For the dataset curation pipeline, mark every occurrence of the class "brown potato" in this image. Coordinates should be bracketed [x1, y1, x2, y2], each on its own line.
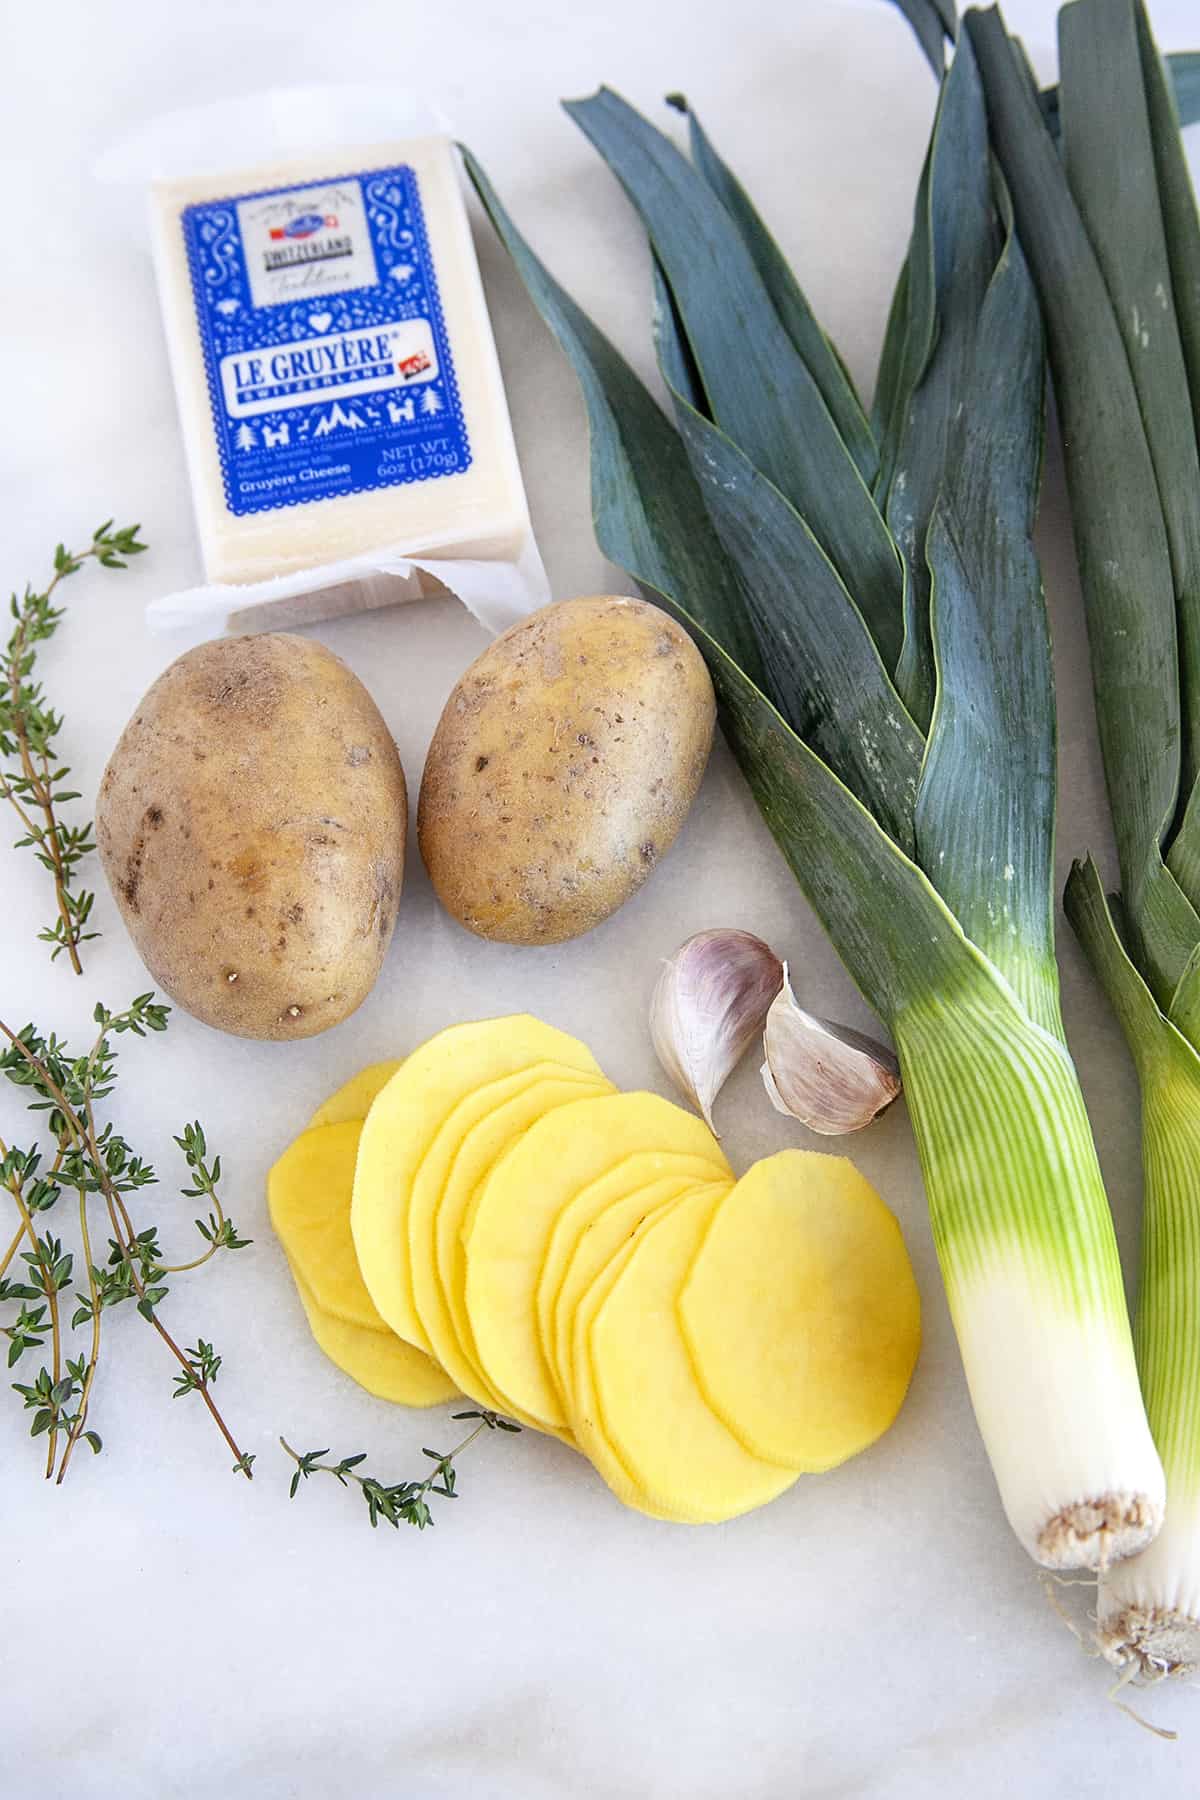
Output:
[418, 595, 715, 945]
[97, 634, 407, 1040]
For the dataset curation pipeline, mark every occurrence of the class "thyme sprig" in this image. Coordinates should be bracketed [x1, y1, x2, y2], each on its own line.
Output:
[280, 1410, 521, 1531]
[1, 523, 146, 973]
[0, 994, 254, 1483]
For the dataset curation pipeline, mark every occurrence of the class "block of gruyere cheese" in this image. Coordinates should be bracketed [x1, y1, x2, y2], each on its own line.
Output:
[150, 139, 532, 587]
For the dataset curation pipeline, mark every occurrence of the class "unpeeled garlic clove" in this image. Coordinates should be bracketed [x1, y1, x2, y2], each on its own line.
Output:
[761, 967, 900, 1135]
[650, 929, 784, 1132]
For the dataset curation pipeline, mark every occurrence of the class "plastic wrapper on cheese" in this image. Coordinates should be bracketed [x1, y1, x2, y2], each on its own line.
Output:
[99, 91, 550, 636]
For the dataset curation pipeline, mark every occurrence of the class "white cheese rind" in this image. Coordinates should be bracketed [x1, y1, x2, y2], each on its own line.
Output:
[151, 138, 533, 587]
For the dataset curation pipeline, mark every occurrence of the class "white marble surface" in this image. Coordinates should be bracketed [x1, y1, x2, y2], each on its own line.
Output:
[2, 1, 1199, 1793]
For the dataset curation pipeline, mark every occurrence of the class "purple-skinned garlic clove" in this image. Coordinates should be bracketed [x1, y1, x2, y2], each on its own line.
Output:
[761, 966, 901, 1135]
[650, 929, 784, 1132]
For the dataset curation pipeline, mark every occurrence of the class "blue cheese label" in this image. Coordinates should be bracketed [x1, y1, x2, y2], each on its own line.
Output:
[181, 165, 471, 517]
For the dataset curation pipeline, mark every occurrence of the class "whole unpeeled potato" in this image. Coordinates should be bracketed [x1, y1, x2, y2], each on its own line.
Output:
[418, 595, 716, 945]
[97, 634, 407, 1040]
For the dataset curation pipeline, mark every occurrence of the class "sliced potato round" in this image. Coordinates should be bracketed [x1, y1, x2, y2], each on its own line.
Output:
[269, 1120, 385, 1332]
[548, 1171, 727, 1416]
[537, 1152, 726, 1402]
[567, 1194, 709, 1521]
[678, 1150, 920, 1472]
[287, 1257, 457, 1406]
[351, 1017, 607, 1353]
[463, 1094, 730, 1431]
[269, 1110, 456, 1405]
[308, 1060, 402, 1129]
[411, 1068, 613, 1426]
[586, 1186, 798, 1523]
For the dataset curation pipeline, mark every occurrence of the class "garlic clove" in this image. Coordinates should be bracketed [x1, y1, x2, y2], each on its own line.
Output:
[761, 966, 900, 1135]
[650, 929, 784, 1132]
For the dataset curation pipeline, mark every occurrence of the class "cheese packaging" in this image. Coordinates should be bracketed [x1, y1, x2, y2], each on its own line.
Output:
[99, 90, 550, 635]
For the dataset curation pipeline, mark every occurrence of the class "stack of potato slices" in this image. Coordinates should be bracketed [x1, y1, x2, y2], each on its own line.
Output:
[269, 1018, 920, 1523]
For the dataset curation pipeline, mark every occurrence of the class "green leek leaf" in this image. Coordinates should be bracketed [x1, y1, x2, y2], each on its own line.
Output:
[870, 0, 955, 468]
[1167, 50, 1200, 128]
[1065, 858, 1178, 1074]
[461, 152, 763, 683]
[1040, 48, 1200, 137]
[1010, 37, 1045, 101]
[872, 251, 911, 442]
[967, 5, 1194, 1006]
[916, 184, 1060, 1037]
[878, 154, 938, 722]
[1137, 19, 1200, 531]
[698, 647, 998, 1032]
[562, 87, 905, 674]
[671, 96, 878, 485]
[1138, 8, 1200, 914]
[1137, 858, 1200, 1010]
[874, 157, 935, 505]
[1167, 939, 1200, 1048]
[463, 145, 1001, 1029]
[881, 33, 999, 732]
[652, 256, 704, 411]
[1168, 781, 1200, 924]
[1059, 0, 1200, 815]
[888, 0, 957, 73]
[651, 262, 924, 852]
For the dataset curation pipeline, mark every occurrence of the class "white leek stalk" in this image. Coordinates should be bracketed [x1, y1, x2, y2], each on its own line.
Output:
[1063, 867, 1200, 1669]
[896, 969, 1163, 1565]
[1098, 1067, 1200, 1672]
[1063, 861, 1200, 1667]
[971, 0, 1200, 1653]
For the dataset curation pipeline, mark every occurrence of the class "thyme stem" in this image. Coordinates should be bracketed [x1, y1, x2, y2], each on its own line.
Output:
[67, 1179, 102, 1475]
[280, 1418, 490, 1489]
[5, 602, 81, 974]
[0, 1132, 64, 1475]
[1, 524, 145, 971]
[280, 1410, 520, 1531]
[0, 1218, 24, 1281]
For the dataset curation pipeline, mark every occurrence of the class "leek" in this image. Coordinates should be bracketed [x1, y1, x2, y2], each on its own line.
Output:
[969, 0, 1200, 1673]
[463, 7, 1166, 1570]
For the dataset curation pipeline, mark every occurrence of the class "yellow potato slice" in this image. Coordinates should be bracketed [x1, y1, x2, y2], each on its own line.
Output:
[351, 1016, 607, 1354]
[463, 1094, 730, 1432]
[537, 1152, 726, 1392]
[411, 1068, 614, 1426]
[307, 1060, 402, 1129]
[678, 1150, 921, 1472]
[567, 1194, 710, 1521]
[586, 1187, 798, 1523]
[287, 1256, 457, 1406]
[433, 1080, 618, 1428]
[548, 1171, 728, 1416]
[269, 1121, 387, 1332]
